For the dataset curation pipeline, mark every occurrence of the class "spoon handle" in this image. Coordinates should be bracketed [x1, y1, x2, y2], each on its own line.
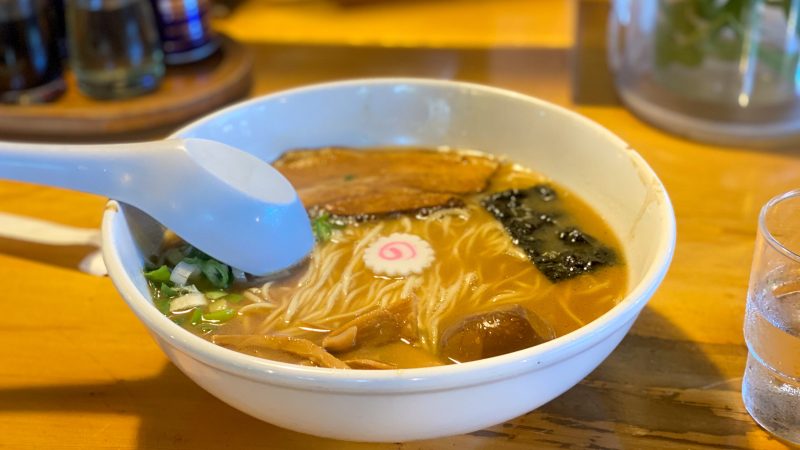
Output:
[0, 212, 106, 276]
[0, 140, 172, 202]
[0, 212, 100, 246]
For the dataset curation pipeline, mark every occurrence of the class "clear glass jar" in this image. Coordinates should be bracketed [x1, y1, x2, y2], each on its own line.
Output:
[66, 0, 165, 99]
[609, 0, 800, 147]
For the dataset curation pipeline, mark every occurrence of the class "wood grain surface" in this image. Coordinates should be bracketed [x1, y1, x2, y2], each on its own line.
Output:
[0, 1, 798, 449]
[213, 0, 574, 49]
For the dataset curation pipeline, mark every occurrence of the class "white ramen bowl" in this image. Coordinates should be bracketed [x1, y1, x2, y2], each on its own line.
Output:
[101, 79, 676, 442]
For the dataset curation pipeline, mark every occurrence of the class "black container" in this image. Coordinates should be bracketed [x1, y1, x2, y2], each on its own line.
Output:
[0, 0, 66, 104]
[150, 0, 220, 65]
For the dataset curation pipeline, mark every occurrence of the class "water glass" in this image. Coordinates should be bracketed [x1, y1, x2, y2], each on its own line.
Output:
[66, 0, 165, 99]
[743, 189, 800, 444]
[0, 0, 66, 104]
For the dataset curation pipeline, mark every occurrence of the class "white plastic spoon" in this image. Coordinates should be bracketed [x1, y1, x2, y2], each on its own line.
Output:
[0, 138, 314, 275]
[0, 212, 106, 276]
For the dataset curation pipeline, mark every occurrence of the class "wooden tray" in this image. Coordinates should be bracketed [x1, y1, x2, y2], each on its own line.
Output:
[0, 36, 252, 142]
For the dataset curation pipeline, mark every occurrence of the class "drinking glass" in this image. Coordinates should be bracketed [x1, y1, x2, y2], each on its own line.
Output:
[743, 189, 800, 444]
[0, 0, 66, 104]
[66, 0, 165, 99]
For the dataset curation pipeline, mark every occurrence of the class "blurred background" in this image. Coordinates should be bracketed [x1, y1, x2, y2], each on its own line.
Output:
[3, 0, 800, 147]
[0, 0, 578, 141]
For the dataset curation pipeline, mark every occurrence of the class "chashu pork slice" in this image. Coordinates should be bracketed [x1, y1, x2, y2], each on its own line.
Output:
[273, 148, 499, 216]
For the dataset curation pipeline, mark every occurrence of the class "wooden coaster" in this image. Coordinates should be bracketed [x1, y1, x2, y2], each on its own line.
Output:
[0, 35, 252, 142]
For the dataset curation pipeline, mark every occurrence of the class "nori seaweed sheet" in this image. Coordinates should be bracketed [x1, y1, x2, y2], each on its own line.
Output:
[481, 185, 616, 282]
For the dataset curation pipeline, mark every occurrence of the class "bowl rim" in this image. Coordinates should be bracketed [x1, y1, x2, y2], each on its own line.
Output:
[102, 78, 676, 393]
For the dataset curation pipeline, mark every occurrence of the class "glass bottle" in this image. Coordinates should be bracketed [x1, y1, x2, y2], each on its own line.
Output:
[608, 0, 800, 147]
[66, 0, 165, 99]
[0, 0, 66, 104]
[150, 0, 220, 65]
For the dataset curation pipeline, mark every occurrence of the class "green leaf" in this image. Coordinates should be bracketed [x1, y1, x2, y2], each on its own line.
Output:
[144, 265, 171, 283]
[654, 0, 768, 69]
[694, 0, 719, 18]
[673, 43, 703, 66]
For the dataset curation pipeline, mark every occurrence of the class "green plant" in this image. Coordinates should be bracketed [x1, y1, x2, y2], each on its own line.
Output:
[655, 0, 795, 68]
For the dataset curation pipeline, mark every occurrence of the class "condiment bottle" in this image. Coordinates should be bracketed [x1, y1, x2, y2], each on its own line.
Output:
[0, 0, 66, 104]
[66, 0, 165, 99]
[150, 0, 220, 65]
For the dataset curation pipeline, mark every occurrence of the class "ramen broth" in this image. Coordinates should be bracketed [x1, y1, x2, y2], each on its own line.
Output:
[145, 148, 627, 369]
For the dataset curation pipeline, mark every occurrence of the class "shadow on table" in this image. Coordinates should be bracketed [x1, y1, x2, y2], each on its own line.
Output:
[0, 308, 766, 450]
[0, 237, 98, 273]
[513, 315, 757, 449]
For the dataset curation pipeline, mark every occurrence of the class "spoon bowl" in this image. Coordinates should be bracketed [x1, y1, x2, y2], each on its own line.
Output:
[0, 138, 314, 275]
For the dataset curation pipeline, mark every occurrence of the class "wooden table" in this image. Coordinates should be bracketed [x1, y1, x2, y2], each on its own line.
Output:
[1, 1, 797, 448]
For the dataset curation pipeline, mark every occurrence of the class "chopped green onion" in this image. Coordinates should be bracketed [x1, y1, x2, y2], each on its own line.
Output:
[144, 265, 171, 283]
[170, 260, 200, 286]
[182, 256, 231, 289]
[159, 283, 178, 299]
[202, 309, 236, 322]
[224, 293, 243, 303]
[201, 259, 231, 289]
[154, 298, 171, 315]
[205, 291, 229, 300]
[190, 308, 203, 325]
